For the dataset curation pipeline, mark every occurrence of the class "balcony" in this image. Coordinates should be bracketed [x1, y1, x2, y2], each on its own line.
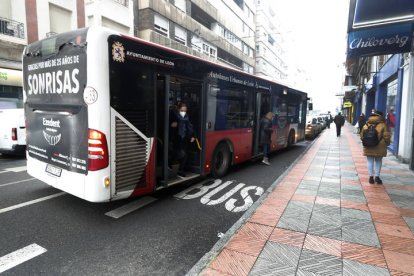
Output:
[0, 17, 25, 39]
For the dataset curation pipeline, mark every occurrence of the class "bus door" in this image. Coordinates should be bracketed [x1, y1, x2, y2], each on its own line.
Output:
[252, 92, 271, 156]
[156, 75, 203, 187]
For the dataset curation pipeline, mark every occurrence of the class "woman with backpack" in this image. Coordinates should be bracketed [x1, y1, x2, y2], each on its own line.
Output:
[360, 110, 391, 184]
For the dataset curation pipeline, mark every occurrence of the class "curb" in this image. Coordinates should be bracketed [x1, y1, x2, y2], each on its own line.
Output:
[186, 135, 321, 276]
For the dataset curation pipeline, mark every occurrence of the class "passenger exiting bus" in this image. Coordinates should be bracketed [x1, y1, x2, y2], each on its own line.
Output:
[260, 112, 274, 165]
[170, 103, 195, 177]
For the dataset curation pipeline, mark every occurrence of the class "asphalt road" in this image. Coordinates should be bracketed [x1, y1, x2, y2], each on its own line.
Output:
[0, 141, 310, 275]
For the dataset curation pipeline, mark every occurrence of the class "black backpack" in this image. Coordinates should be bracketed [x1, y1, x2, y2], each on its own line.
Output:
[362, 122, 380, 147]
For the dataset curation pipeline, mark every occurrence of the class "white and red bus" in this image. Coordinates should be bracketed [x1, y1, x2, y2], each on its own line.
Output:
[23, 27, 308, 202]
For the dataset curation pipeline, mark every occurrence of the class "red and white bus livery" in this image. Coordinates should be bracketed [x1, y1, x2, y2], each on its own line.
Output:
[23, 27, 308, 202]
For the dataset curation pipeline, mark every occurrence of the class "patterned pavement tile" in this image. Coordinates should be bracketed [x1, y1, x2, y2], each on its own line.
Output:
[200, 267, 232, 276]
[258, 241, 301, 267]
[313, 203, 341, 216]
[249, 257, 297, 276]
[343, 259, 390, 276]
[307, 220, 342, 240]
[210, 248, 257, 276]
[297, 248, 342, 276]
[303, 234, 341, 257]
[291, 194, 316, 204]
[342, 227, 380, 247]
[378, 233, 414, 256]
[341, 200, 369, 212]
[341, 194, 367, 203]
[269, 228, 306, 248]
[341, 208, 372, 220]
[374, 222, 414, 239]
[342, 241, 387, 268]
[295, 188, 319, 196]
[277, 202, 313, 232]
[399, 208, 414, 218]
[342, 217, 376, 233]
[389, 269, 414, 276]
[404, 216, 414, 234]
[315, 197, 341, 207]
[371, 212, 408, 226]
[368, 204, 401, 215]
[249, 209, 281, 227]
[383, 249, 414, 274]
[317, 190, 341, 200]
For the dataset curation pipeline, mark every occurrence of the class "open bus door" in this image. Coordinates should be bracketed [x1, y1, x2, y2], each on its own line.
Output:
[156, 74, 203, 188]
[252, 92, 271, 157]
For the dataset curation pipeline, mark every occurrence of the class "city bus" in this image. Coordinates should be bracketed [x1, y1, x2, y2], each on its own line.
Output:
[23, 27, 308, 202]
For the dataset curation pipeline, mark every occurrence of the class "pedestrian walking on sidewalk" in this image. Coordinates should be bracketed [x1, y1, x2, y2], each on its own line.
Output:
[333, 112, 345, 137]
[357, 113, 366, 134]
[360, 110, 391, 184]
[260, 112, 273, 166]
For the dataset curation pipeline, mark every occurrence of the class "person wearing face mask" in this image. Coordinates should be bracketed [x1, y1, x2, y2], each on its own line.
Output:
[170, 102, 195, 177]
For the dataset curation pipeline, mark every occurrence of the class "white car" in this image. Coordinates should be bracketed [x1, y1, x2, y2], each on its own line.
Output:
[0, 98, 26, 155]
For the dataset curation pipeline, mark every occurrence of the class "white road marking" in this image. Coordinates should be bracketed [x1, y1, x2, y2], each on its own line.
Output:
[5, 166, 27, 172]
[105, 196, 157, 219]
[0, 192, 66, 214]
[0, 178, 36, 188]
[0, 243, 47, 273]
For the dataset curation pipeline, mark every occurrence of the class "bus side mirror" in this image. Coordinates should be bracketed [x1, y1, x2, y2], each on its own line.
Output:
[308, 103, 313, 111]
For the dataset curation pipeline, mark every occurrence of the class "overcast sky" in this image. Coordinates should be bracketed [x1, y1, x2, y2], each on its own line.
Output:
[272, 0, 350, 113]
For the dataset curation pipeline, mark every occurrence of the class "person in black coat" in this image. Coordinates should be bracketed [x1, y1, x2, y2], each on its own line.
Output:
[357, 113, 366, 134]
[333, 112, 345, 137]
[260, 112, 274, 165]
[170, 102, 195, 177]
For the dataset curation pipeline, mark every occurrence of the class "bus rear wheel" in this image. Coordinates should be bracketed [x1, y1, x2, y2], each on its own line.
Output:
[211, 143, 231, 178]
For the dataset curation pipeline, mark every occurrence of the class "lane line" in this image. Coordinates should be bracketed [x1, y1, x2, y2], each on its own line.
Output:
[105, 196, 157, 219]
[0, 243, 47, 273]
[5, 166, 27, 173]
[0, 192, 66, 214]
[0, 178, 36, 188]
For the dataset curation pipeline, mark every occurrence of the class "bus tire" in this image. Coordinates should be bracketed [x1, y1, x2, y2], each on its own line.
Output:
[211, 143, 231, 178]
[287, 130, 295, 147]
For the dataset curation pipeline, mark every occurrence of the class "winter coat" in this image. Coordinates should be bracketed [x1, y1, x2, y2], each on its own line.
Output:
[170, 110, 194, 144]
[360, 115, 391, 157]
[334, 115, 345, 126]
[357, 115, 366, 129]
[259, 117, 273, 145]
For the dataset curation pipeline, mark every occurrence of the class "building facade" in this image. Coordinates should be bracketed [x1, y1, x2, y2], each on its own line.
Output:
[134, 0, 256, 73]
[346, 53, 414, 164]
[85, 0, 133, 35]
[254, 0, 287, 82]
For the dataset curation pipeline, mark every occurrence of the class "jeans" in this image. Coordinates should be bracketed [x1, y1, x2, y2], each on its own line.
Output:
[263, 144, 270, 158]
[367, 156, 382, 177]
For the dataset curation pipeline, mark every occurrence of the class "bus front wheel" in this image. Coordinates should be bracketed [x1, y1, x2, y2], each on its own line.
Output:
[211, 143, 231, 178]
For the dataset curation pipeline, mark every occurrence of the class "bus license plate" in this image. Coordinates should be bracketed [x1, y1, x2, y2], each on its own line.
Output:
[46, 164, 62, 177]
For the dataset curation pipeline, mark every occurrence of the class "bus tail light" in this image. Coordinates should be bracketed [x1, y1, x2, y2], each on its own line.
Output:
[11, 128, 17, 141]
[88, 129, 109, 171]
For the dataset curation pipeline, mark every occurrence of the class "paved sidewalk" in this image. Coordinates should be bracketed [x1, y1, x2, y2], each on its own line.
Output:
[200, 124, 414, 276]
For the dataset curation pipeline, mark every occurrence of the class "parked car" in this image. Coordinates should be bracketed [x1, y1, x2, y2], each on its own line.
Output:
[317, 116, 327, 130]
[305, 117, 322, 139]
[0, 98, 26, 156]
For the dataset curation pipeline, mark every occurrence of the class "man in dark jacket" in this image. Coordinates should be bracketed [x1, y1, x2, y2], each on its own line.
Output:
[333, 112, 345, 137]
[260, 112, 273, 165]
[170, 103, 195, 177]
[357, 113, 366, 134]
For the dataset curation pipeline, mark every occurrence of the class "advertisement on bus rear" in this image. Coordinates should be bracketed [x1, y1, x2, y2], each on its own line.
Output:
[23, 29, 89, 175]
